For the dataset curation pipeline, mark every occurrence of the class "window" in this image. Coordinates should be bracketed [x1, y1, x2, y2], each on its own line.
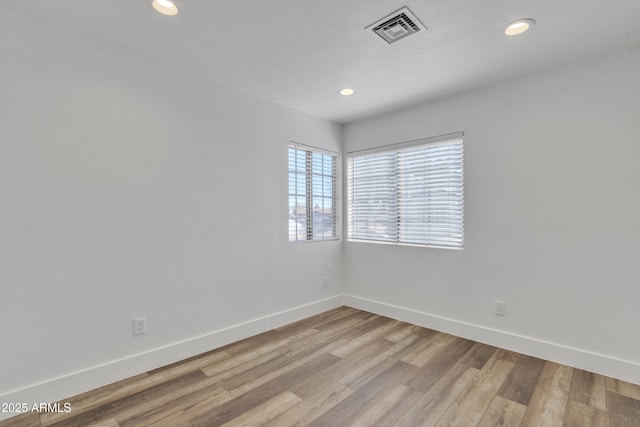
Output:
[347, 133, 463, 248]
[288, 144, 337, 242]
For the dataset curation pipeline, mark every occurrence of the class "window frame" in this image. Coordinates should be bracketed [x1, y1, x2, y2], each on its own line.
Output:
[288, 143, 339, 243]
[346, 132, 464, 249]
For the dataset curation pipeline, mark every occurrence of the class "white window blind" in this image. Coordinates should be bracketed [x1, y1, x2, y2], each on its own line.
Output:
[288, 145, 337, 242]
[347, 134, 463, 248]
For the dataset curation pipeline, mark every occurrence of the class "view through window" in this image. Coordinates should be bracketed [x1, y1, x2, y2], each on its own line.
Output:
[288, 145, 337, 242]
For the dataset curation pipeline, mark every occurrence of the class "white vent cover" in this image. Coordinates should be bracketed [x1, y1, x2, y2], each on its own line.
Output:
[366, 6, 426, 44]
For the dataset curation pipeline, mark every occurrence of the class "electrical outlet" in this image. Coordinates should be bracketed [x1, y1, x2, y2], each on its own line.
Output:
[494, 301, 506, 316]
[133, 317, 146, 335]
[323, 277, 329, 288]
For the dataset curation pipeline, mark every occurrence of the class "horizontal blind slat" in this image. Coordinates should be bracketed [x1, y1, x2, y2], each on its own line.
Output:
[348, 136, 464, 248]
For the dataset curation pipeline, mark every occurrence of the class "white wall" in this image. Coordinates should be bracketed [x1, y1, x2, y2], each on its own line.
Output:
[343, 46, 640, 382]
[0, 10, 342, 409]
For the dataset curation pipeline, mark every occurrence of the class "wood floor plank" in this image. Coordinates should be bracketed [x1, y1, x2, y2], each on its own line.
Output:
[268, 327, 322, 353]
[275, 312, 383, 360]
[434, 349, 517, 427]
[607, 377, 640, 400]
[563, 400, 606, 427]
[38, 373, 150, 426]
[497, 354, 546, 406]
[385, 323, 433, 342]
[43, 349, 231, 426]
[118, 384, 233, 427]
[338, 334, 424, 390]
[495, 349, 521, 363]
[201, 339, 299, 379]
[392, 341, 495, 427]
[350, 384, 422, 427]
[220, 327, 316, 358]
[393, 367, 479, 427]
[274, 306, 356, 334]
[308, 361, 418, 427]
[333, 314, 395, 343]
[83, 417, 121, 427]
[227, 340, 345, 396]
[313, 310, 376, 334]
[330, 318, 401, 358]
[45, 370, 209, 427]
[201, 350, 284, 384]
[288, 306, 361, 331]
[110, 371, 220, 425]
[406, 336, 477, 393]
[218, 391, 302, 427]
[220, 326, 314, 357]
[147, 348, 232, 377]
[560, 368, 607, 427]
[401, 332, 458, 367]
[568, 369, 606, 410]
[190, 352, 340, 426]
[607, 391, 640, 427]
[519, 362, 573, 427]
[263, 382, 353, 427]
[456, 342, 498, 370]
[289, 335, 399, 400]
[219, 329, 281, 356]
[477, 396, 526, 427]
[391, 337, 495, 422]
[0, 413, 41, 427]
[220, 351, 299, 392]
[276, 329, 344, 359]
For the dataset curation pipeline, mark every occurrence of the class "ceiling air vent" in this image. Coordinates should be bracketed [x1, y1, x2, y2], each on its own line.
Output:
[366, 6, 426, 44]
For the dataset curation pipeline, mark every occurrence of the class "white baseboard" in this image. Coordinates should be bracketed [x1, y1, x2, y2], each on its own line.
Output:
[0, 295, 345, 421]
[343, 294, 640, 385]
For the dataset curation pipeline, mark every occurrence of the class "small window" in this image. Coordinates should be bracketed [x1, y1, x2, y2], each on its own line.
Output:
[288, 144, 337, 242]
[347, 133, 463, 249]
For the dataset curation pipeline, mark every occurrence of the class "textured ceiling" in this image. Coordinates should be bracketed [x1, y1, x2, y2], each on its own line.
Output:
[6, 0, 640, 123]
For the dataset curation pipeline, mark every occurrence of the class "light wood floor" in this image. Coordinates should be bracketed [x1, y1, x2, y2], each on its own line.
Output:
[2, 307, 640, 426]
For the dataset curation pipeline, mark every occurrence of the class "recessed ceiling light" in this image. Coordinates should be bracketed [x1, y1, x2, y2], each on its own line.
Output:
[504, 19, 535, 36]
[152, 0, 179, 16]
[339, 88, 355, 96]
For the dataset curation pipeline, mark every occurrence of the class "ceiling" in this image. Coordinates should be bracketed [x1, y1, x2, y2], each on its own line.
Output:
[6, 0, 640, 123]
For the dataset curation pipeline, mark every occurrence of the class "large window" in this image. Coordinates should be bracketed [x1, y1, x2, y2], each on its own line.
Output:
[288, 144, 337, 242]
[347, 133, 463, 248]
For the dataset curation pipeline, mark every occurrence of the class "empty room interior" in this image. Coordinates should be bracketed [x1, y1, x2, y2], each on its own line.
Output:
[1, 0, 640, 426]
